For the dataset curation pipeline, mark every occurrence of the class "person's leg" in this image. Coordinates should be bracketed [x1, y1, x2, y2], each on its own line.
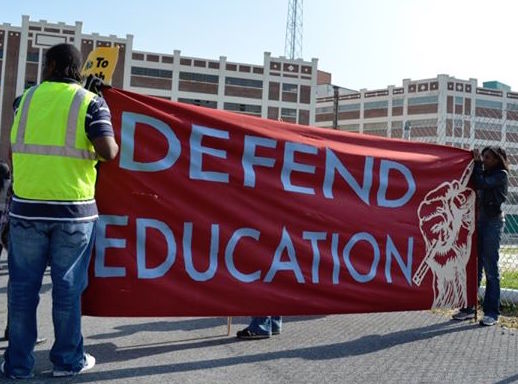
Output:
[453, 220, 487, 321]
[477, 220, 485, 288]
[48, 221, 95, 373]
[237, 316, 272, 339]
[481, 218, 503, 322]
[4, 276, 7, 341]
[452, 220, 483, 319]
[248, 316, 272, 334]
[271, 316, 282, 335]
[2, 218, 49, 378]
[1, 233, 6, 339]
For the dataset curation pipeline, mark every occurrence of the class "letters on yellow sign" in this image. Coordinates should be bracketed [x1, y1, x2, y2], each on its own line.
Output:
[81, 47, 119, 83]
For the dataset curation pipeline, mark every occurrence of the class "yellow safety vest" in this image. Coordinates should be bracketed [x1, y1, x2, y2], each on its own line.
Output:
[10, 82, 98, 201]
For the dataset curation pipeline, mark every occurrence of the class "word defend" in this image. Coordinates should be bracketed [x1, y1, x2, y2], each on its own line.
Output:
[81, 87, 478, 317]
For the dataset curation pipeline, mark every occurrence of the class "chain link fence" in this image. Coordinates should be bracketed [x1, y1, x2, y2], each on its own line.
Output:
[397, 110, 518, 308]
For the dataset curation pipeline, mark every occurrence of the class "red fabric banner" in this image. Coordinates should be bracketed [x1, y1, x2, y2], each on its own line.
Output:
[82, 88, 477, 316]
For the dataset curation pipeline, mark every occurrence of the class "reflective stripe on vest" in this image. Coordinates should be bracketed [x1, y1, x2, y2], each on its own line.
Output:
[11, 86, 96, 160]
[10, 82, 98, 201]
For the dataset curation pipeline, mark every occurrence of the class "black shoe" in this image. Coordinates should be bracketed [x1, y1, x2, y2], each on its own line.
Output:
[452, 308, 475, 321]
[236, 328, 271, 340]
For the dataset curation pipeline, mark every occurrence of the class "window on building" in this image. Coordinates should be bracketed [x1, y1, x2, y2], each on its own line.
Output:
[455, 96, 463, 105]
[407, 96, 439, 105]
[224, 102, 261, 115]
[340, 124, 360, 131]
[27, 52, 39, 62]
[507, 103, 518, 111]
[0, 49, 3, 59]
[364, 101, 388, 110]
[282, 83, 298, 93]
[505, 125, 518, 133]
[225, 77, 262, 88]
[338, 103, 360, 112]
[178, 98, 217, 109]
[180, 72, 218, 83]
[392, 98, 404, 107]
[316, 106, 334, 114]
[364, 122, 387, 130]
[475, 99, 502, 109]
[131, 66, 173, 79]
[281, 83, 298, 102]
[474, 122, 501, 131]
[281, 108, 297, 118]
[407, 119, 438, 127]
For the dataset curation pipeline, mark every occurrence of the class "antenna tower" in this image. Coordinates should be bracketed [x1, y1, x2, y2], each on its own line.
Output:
[284, 0, 303, 60]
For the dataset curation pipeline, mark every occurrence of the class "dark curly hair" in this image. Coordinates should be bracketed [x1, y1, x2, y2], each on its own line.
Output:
[482, 146, 510, 172]
[0, 161, 9, 180]
[44, 43, 83, 82]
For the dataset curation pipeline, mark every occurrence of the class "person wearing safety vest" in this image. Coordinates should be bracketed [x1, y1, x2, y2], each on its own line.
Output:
[1, 43, 118, 379]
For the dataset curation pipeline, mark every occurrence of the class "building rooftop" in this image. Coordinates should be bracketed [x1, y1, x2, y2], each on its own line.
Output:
[483, 81, 511, 92]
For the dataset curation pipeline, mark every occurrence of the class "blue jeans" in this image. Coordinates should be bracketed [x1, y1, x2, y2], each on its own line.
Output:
[248, 316, 282, 335]
[477, 215, 504, 319]
[3, 218, 95, 378]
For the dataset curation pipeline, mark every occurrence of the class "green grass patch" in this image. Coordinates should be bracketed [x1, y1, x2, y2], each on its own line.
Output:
[500, 304, 518, 328]
[501, 303, 518, 317]
[500, 246, 518, 258]
[501, 270, 518, 289]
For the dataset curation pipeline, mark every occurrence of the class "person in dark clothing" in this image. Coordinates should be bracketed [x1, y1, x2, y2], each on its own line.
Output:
[452, 146, 509, 326]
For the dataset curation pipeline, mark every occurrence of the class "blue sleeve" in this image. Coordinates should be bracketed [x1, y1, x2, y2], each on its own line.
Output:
[472, 161, 508, 190]
[13, 96, 22, 114]
[85, 96, 114, 141]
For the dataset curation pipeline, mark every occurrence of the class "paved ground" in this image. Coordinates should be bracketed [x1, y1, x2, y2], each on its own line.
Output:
[0, 257, 517, 383]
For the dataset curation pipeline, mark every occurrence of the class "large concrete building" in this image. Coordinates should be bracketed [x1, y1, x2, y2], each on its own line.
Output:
[0, 15, 320, 161]
[315, 74, 518, 147]
[315, 74, 518, 231]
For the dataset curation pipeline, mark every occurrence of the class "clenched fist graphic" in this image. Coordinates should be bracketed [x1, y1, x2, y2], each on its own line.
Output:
[413, 163, 476, 308]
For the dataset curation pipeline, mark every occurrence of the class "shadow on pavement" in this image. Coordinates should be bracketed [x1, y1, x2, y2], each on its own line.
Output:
[495, 373, 518, 384]
[87, 315, 326, 339]
[29, 319, 473, 382]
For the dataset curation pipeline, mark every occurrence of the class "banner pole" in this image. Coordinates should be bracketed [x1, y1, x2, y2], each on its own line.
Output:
[227, 317, 232, 336]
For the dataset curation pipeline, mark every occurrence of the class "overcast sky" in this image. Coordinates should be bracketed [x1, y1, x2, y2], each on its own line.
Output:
[3, 0, 517, 91]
